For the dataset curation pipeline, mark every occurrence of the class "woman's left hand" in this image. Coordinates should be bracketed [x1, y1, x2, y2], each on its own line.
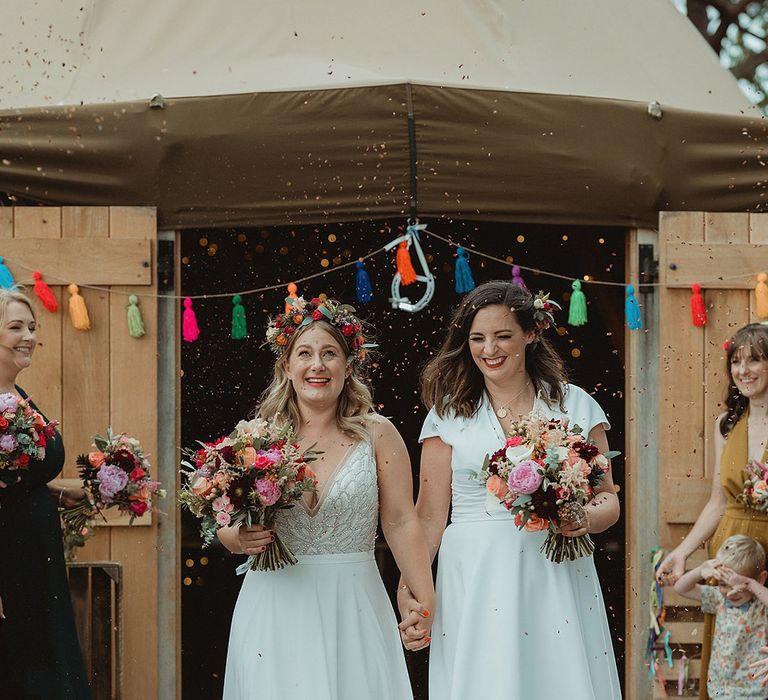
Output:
[557, 512, 590, 538]
[52, 486, 89, 509]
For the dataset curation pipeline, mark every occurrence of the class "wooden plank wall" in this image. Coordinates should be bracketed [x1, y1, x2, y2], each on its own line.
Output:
[657, 212, 759, 698]
[1, 206, 158, 699]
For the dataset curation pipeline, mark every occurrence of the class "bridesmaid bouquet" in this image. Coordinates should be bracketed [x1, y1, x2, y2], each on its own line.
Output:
[737, 460, 768, 512]
[476, 413, 618, 563]
[61, 429, 165, 540]
[0, 392, 58, 478]
[178, 418, 318, 572]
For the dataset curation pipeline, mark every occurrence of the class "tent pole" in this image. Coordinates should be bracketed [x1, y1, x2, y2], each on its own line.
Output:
[405, 83, 418, 220]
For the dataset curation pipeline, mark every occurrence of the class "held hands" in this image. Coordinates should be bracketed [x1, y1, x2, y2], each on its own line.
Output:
[237, 524, 274, 556]
[656, 549, 687, 586]
[396, 586, 432, 652]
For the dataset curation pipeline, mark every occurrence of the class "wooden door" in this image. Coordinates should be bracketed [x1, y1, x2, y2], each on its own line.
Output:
[656, 211, 765, 697]
[0, 206, 158, 699]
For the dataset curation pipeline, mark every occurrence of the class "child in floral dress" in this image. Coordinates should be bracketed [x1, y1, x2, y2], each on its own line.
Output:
[675, 535, 768, 699]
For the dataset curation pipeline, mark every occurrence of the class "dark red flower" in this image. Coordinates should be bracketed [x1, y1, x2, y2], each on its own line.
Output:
[110, 448, 138, 472]
[17, 453, 29, 466]
[227, 473, 256, 509]
[130, 467, 146, 481]
[130, 501, 149, 516]
[311, 309, 323, 321]
[342, 324, 354, 336]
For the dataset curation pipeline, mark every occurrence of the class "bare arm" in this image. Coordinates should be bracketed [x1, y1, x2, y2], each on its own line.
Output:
[673, 559, 720, 601]
[376, 418, 436, 637]
[658, 416, 727, 584]
[581, 425, 620, 534]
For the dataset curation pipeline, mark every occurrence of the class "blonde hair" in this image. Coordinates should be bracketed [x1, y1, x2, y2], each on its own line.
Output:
[716, 534, 766, 576]
[258, 320, 375, 442]
[0, 288, 35, 326]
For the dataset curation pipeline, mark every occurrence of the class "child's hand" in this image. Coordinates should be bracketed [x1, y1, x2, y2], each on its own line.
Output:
[700, 559, 721, 581]
[717, 565, 751, 587]
[749, 646, 768, 686]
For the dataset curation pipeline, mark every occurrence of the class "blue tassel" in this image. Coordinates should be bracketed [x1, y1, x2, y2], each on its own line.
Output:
[625, 284, 643, 330]
[0, 257, 15, 289]
[454, 247, 476, 294]
[355, 260, 373, 305]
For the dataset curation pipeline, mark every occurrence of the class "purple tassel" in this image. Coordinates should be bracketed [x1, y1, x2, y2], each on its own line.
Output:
[511, 265, 527, 291]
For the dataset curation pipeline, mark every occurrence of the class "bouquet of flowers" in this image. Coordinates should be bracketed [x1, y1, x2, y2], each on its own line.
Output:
[61, 429, 165, 541]
[475, 412, 618, 563]
[179, 418, 318, 572]
[737, 460, 768, 512]
[0, 392, 58, 479]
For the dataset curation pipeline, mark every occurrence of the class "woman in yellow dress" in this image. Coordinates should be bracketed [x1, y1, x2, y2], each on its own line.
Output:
[658, 322, 768, 698]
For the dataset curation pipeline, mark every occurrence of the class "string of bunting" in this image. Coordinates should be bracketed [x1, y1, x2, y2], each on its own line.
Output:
[0, 222, 766, 342]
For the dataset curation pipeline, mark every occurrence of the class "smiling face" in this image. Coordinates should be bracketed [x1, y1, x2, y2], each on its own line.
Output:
[0, 300, 37, 375]
[284, 324, 348, 408]
[467, 304, 535, 383]
[730, 345, 768, 403]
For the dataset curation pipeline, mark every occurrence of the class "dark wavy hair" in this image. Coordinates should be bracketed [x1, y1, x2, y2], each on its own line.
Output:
[420, 281, 568, 418]
[719, 322, 768, 437]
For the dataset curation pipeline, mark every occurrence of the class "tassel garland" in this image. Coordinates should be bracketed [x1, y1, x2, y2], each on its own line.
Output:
[355, 261, 373, 305]
[511, 265, 527, 290]
[454, 247, 475, 294]
[231, 295, 247, 339]
[756, 272, 768, 319]
[625, 285, 642, 330]
[285, 282, 298, 313]
[67, 284, 91, 331]
[32, 271, 58, 312]
[0, 257, 15, 289]
[568, 280, 588, 326]
[690, 284, 707, 326]
[127, 295, 146, 338]
[396, 241, 417, 286]
[182, 297, 200, 342]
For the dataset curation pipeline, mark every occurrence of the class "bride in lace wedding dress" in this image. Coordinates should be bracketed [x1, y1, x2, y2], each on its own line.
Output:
[217, 297, 434, 700]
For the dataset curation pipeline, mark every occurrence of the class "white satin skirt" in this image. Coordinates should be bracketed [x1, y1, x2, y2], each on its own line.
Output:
[223, 550, 413, 700]
[429, 519, 621, 700]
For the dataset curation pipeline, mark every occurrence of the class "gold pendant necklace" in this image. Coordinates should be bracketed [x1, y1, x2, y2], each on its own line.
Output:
[493, 381, 531, 419]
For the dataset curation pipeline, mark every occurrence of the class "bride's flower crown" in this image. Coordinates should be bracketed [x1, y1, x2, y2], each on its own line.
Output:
[265, 295, 374, 367]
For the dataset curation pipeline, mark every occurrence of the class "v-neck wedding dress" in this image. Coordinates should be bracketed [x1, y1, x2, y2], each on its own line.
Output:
[222, 439, 413, 700]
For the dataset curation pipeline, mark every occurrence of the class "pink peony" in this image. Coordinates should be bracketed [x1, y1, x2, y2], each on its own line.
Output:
[255, 479, 281, 506]
[507, 459, 543, 495]
[215, 510, 232, 526]
[505, 436, 523, 447]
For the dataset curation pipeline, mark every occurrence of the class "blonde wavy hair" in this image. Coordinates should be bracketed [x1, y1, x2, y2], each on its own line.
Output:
[0, 288, 35, 326]
[258, 320, 375, 442]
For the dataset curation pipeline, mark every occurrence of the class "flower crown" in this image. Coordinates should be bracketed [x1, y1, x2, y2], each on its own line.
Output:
[530, 291, 560, 331]
[265, 295, 373, 366]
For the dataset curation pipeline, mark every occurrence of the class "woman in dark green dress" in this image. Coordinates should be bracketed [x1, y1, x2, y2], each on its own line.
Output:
[0, 289, 91, 700]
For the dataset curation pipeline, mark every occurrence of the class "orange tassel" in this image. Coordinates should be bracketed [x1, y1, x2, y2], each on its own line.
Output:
[396, 241, 417, 286]
[32, 271, 58, 312]
[690, 284, 706, 327]
[67, 284, 91, 330]
[285, 282, 298, 313]
[756, 273, 768, 319]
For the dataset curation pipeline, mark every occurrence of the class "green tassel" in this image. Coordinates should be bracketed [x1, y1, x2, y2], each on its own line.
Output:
[232, 294, 247, 340]
[568, 280, 588, 327]
[127, 294, 146, 338]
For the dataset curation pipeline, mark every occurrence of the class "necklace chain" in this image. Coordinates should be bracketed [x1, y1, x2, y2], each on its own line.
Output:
[489, 381, 531, 419]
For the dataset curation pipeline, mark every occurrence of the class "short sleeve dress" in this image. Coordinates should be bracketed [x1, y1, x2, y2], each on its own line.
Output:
[420, 383, 621, 700]
[0, 389, 91, 699]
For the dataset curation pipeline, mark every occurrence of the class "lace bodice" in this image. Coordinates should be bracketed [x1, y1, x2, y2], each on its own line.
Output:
[275, 440, 379, 555]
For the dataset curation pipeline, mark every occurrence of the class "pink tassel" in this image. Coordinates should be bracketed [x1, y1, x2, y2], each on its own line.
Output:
[32, 271, 58, 312]
[511, 265, 527, 291]
[182, 297, 200, 342]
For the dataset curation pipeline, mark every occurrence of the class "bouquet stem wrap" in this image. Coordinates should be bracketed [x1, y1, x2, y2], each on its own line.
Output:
[541, 531, 595, 563]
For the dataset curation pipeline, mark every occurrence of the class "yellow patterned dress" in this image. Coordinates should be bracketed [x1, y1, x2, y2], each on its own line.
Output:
[699, 411, 768, 699]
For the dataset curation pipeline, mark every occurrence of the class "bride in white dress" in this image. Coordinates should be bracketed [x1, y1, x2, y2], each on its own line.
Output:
[218, 297, 434, 700]
[399, 281, 622, 699]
